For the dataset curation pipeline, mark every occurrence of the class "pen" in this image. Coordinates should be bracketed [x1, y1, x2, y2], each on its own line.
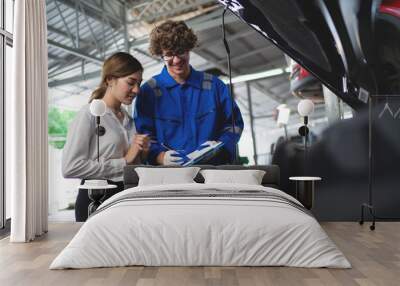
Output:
[161, 142, 174, 151]
[161, 143, 189, 161]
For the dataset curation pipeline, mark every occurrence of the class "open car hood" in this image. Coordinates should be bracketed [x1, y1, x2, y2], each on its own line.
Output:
[218, 0, 400, 110]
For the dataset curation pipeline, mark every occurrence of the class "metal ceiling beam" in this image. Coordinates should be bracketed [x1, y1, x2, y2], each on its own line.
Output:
[246, 82, 258, 165]
[48, 53, 69, 63]
[79, 2, 102, 58]
[49, 59, 86, 78]
[129, 0, 154, 9]
[253, 113, 274, 119]
[192, 14, 237, 32]
[47, 0, 132, 89]
[188, 6, 223, 25]
[49, 56, 164, 88]
[128, 36, 150, 47]
[75, 0, 80, 48]
[49, 59, 161, 88]
[197, 49, 286, 83]
[195, 49, 283, 104]
[122, 1, 130, 52]
[48, 28, 126, 79]
[55, 0, 122, 28]
[238, 58, 287, 75]
[49, 70, 101, 88]
[252, 82, 284, 104]
[53, 0, 77, 48]
[104, 0, 120, 19]
[48, 45, 96, 74]
[215, 45, 277, 65]
[49, 64, 140, 89]
[132, 47, 157, 61]
[201, 29, 255, 48]
[220, 24, 285, 104]
[47, 25, 92, 47]
[47, 0, 128, 71]
[252, 104, 326, 121]
[128, 0, 215, 24]
[48, 23, 125, 75]
[128, 13, 238, 48]
[264, 79, 290, 92]
[48, 39, 103, 65]
[136, 0, 160, 19]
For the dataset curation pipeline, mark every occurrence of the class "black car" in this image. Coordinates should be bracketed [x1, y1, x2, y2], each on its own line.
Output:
[218, 0, 400, 221]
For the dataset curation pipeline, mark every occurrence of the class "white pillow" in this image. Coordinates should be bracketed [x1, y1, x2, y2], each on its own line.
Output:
[135, 167, 201, 186]
[200, 169, 266, 185]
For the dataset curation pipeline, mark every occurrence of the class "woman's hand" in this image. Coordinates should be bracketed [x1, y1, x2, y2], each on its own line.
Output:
[124, 134, 150, 164]
[134, 134, 150, 151]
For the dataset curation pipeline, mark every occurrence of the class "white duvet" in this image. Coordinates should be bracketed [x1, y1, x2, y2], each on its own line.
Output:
[50, 183, 351, 269]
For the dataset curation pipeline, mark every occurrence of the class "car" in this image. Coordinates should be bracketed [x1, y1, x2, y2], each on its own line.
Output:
[219, 0, 400, 221]
[289, 59, 324, 103]
[219, 0, 400, 108]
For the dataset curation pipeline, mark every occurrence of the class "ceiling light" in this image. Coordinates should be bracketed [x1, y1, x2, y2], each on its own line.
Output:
[221, 67, 288, 84]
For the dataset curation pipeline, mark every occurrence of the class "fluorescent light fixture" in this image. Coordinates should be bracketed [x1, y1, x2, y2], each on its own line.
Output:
[221, 67, 289, 84]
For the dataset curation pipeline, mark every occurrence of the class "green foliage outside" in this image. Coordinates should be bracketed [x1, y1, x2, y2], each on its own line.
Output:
[239, 156, 250, 165]
[48, 107, 76, 149]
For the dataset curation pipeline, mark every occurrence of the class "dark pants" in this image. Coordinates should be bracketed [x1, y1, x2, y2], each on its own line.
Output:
[75, 180, 125, 222]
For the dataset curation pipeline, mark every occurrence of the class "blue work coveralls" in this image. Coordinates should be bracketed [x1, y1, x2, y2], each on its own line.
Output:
[134, 66, 244, 165]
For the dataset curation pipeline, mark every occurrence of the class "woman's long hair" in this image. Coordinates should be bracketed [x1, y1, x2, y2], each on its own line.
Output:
[89, 52, 143, 103]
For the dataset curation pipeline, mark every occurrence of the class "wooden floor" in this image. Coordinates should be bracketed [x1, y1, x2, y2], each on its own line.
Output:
[0, 222, 399, 286]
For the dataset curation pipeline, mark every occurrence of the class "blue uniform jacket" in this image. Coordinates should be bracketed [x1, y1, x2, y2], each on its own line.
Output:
[134, 66, 244, 165]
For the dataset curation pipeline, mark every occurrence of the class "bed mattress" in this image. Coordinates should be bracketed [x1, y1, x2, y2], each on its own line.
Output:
[50, 183, 350, 269]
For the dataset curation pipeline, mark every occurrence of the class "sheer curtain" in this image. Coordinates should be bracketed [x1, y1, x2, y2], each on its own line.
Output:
[10, 0, 48, 242]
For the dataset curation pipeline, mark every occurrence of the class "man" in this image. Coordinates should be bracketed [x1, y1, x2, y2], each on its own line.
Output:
[134, 20, 243, 165]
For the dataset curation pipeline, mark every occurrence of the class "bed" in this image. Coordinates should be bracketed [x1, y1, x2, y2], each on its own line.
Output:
[50, 165, 350, 269]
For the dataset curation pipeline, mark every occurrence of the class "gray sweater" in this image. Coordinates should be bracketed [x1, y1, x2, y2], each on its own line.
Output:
[62, 104, 136, 181]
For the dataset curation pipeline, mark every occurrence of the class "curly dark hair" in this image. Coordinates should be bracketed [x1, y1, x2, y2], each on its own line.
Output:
[149, 20, 198, 56]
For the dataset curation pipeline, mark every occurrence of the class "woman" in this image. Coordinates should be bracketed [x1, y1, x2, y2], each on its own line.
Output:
[62, 52, 149, 222]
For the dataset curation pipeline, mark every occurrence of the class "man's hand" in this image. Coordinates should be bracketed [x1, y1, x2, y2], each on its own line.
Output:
[198, 140, 220, 150]
[162, 150, 188, 165]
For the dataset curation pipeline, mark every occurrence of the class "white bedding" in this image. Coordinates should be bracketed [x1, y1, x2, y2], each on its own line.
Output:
[50, 183, 351, 269]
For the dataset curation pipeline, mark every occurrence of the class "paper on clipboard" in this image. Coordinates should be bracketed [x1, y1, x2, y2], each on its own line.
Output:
[182, 141, 224, 166]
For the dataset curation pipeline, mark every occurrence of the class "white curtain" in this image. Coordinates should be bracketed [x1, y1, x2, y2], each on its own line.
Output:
[10, 0, 48, 242]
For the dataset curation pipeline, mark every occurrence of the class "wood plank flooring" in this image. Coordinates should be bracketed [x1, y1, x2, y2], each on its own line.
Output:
[0, 222, 399, 286]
